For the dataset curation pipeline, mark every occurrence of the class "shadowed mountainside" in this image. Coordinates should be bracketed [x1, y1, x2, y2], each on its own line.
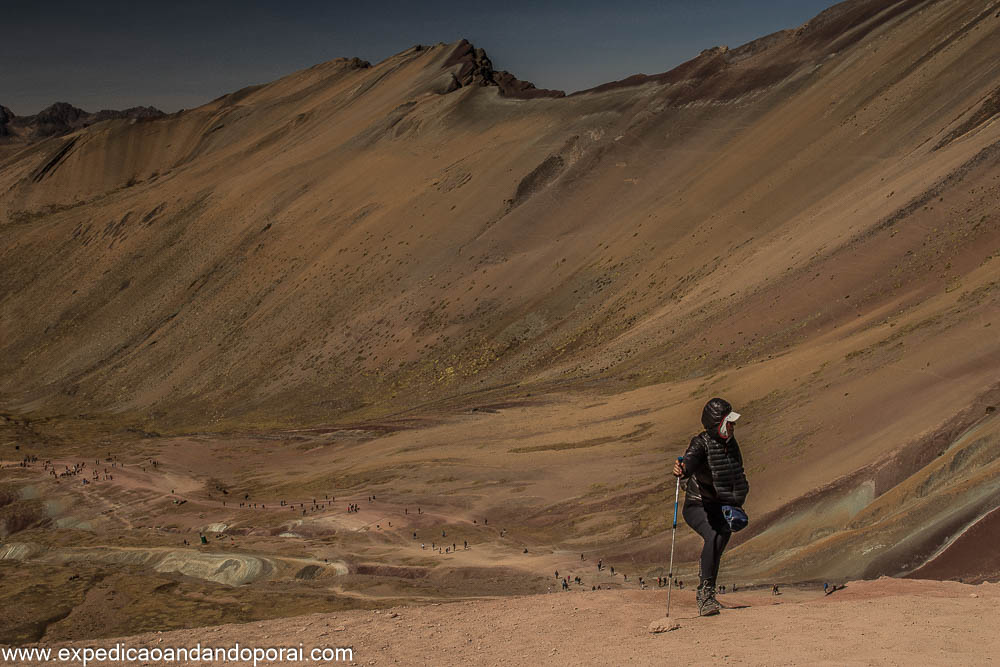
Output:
[2, 0, 1000, 598]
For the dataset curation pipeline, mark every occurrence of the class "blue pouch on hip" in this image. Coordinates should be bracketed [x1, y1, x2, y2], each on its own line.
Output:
[722, 505, 749, 532]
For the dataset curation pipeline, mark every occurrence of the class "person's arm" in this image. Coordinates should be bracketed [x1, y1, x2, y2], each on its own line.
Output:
[674, 436, 706, 478]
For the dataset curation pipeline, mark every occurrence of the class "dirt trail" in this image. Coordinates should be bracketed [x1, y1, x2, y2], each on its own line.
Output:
[13, 578, 997, 666]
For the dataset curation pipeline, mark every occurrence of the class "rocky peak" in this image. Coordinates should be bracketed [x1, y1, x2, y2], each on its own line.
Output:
[443, 39, 565, 99]
[0, 105, 13, 137]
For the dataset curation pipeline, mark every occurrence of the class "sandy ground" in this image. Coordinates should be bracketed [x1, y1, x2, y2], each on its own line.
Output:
[10, 578, 998, 666]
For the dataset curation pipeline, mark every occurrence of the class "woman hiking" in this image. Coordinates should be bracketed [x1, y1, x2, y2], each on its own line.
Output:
[672, 397, 750, 616]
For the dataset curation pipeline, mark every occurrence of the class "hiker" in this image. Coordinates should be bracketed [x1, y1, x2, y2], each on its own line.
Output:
[464, 540, 468, 550]
[673, 397, 750, 617]
[772, 584, 780, 596]
[562, 579, 569, 591]
[824, 582, 829, 594]
[597, 559, 603, 571]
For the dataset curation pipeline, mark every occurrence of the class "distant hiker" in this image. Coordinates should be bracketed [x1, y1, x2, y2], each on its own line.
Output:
[523, 548, 529, 554]
[772, 584, 780, 596]
[562, 579, 569, 591]
[413, 532, 417, 539]
[555, 571, 559, 578]
[581, 553, 585, 561]
[442, 530, 446, 537]
[610, 566, 615, 576]
[824, 582, 829, 594]
[597, 559, 603, 571]
[674, 397, 750, 617]
[464, 540, 468, 549]
[405, 508, 408, 515]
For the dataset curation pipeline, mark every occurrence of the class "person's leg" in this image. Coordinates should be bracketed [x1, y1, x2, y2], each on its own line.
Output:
[682, 500, 729, 585]
[682, 499, 730, 615]
[702, 502, 732, 583]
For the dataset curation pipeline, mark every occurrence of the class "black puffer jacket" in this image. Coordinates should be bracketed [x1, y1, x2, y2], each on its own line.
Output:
[680, 398, 749, 505]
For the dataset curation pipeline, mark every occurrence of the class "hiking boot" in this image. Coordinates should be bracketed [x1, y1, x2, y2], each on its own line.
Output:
[697, 583, 721, 616]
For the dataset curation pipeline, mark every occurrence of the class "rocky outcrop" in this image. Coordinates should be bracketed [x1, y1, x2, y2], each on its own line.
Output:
[443, 39, 565, 99]
[0, 105, 13, 137]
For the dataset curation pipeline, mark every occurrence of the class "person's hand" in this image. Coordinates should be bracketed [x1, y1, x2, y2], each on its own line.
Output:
[672, 460, 684, 477]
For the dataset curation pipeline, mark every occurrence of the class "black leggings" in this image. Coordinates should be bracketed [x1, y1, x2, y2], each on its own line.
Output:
[682, 498, 731, 586]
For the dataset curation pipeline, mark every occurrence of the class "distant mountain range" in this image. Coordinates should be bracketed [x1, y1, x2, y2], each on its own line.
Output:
[0, 102, 164, 141]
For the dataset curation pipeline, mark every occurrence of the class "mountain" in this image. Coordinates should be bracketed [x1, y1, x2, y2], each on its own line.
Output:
[0, 102, 164, 142]
[1, 0, 999, 591]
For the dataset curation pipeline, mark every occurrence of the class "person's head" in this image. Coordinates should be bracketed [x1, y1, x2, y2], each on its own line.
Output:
[701, 397, 741, 440]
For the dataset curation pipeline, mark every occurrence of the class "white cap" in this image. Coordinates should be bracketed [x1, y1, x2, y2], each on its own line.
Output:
[724, 411, 741, 423]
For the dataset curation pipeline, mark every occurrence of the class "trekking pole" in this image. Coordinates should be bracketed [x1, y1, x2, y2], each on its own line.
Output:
[666, 456, 682, 617]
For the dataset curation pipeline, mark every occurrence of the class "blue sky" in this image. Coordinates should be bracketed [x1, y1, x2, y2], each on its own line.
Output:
[3, 0, 838, 114]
